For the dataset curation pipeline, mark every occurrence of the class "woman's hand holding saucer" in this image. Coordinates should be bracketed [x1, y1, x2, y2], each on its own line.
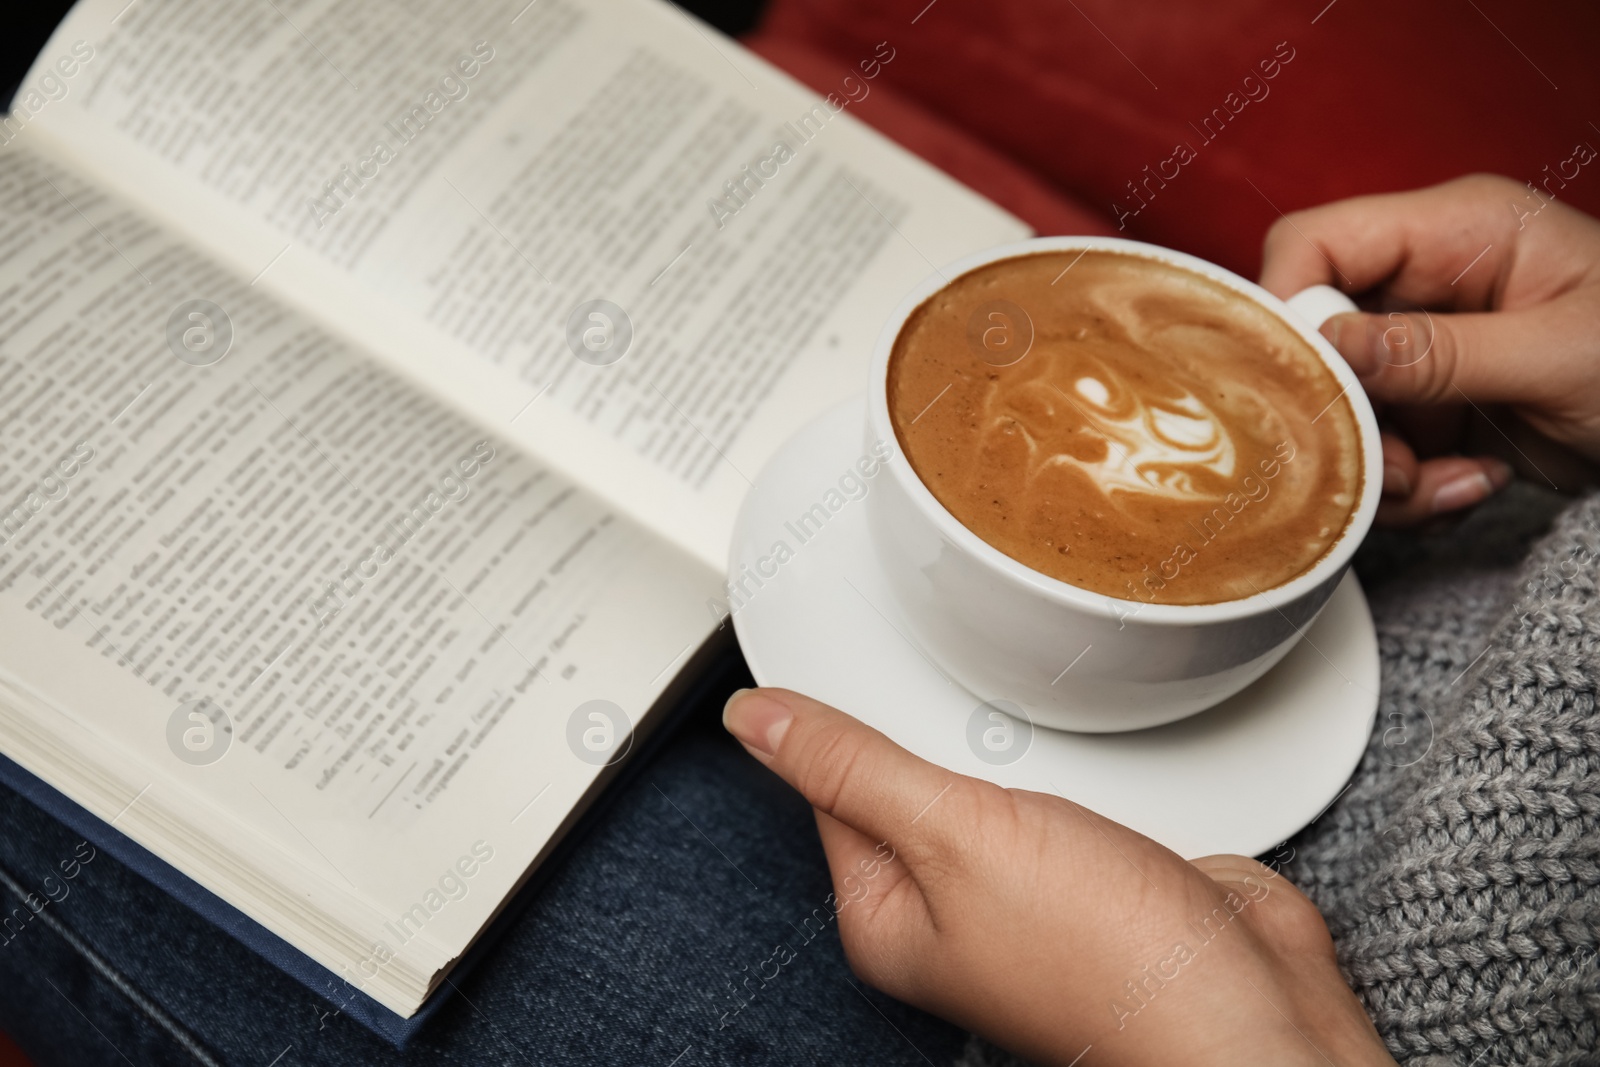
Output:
[724, 688, 1396, 1067]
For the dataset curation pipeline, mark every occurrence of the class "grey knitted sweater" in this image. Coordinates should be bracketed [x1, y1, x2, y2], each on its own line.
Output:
[959, 485, 1600, 1066]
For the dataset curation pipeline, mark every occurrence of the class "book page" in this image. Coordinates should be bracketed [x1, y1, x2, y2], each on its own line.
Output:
[19, 0, 1030, 569]
[0, 144, 719, 1012]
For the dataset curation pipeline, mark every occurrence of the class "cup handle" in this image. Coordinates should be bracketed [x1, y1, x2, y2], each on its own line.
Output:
[1284, 284, 1358, 331]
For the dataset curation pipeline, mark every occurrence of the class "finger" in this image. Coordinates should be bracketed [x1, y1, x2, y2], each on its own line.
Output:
[723, 688, 968, 857]
[1374, 455, 1513, 526]
[1379, 433, 1417, 499]
[1191, 854, 1280, 894]
[1258, 174, 1524, 306]
[813, 810, 913, 915]
[815, 809, 886, 883]
[812, 810, 927, 968]
[1462, 405, 1600, 489]
[1191, 855, 1337, 962]
[1319, 298, 1590, 408]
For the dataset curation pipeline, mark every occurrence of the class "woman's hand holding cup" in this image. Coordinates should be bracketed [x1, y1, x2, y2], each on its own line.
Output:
[1260, 174, 1600, 524]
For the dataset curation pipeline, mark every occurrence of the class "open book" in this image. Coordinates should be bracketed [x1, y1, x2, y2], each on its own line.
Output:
[0, 0, 1026, 1017]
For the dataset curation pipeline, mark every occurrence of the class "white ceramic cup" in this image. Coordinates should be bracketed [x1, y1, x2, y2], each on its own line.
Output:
[864, 236, 1382, 733]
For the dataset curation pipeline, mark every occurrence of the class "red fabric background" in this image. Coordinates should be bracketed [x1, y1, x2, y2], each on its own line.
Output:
[745, 37, 1122, 239]
[746, 0, 1600, 279]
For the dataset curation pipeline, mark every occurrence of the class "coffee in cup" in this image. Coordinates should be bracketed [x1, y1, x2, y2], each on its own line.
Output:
[864, 236, 1383, 731]
[886, 250, 1364, 605]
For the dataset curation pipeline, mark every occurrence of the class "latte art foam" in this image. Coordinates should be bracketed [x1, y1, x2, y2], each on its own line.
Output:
[1044, 368, 1236, 502]
[888, 250, 1364, 605]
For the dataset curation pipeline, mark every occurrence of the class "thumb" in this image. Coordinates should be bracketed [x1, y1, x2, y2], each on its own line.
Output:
[1319, 304, 1573, 407]
[722, 687, 964, 856]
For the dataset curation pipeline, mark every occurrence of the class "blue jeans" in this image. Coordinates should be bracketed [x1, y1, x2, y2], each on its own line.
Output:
[0, 653, 968, 1066]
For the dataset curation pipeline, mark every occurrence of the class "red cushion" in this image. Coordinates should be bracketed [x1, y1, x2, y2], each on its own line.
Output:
[746, 37, 1117, 238]
[747, 0, 1600, 279]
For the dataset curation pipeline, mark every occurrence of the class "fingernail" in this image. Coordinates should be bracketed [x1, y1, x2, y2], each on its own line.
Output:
[1431, 472, 1493, 514]
[723, 689, 793, 760]
[1485, 459, 1515, 488]
[1321, 313, 1374, 375]
[1381, 463, 1410, 498]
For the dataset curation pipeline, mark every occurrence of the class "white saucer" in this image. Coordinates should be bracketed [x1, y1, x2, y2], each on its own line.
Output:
[729, 396, 1379, 858]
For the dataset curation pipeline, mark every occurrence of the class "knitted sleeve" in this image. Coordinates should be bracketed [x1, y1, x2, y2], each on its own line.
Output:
[1287, 488, 1600, 1066]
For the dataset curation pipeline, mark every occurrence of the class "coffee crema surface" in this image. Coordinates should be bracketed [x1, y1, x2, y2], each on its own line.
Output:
[887, 250, 1363, 605]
